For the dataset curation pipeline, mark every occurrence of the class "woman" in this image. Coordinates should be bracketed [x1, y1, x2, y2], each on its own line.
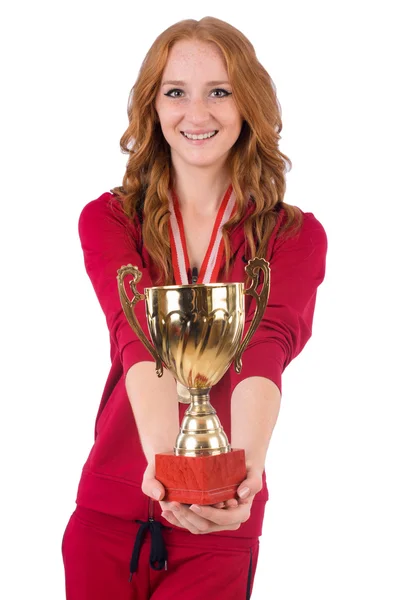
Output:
[62, 16, 327, 600]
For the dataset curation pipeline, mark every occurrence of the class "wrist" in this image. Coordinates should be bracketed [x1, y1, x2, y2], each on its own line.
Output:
[141, 441, 176, 465]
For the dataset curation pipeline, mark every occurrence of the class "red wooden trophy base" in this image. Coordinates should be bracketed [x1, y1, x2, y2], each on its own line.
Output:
[155, 448, 246, 505]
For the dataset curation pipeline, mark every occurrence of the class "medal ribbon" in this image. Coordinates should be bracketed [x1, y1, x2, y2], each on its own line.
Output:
[168, 185, 236, 285]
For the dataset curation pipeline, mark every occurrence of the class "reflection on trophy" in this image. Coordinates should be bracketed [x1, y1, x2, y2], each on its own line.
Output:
[117, 258, 270, 505]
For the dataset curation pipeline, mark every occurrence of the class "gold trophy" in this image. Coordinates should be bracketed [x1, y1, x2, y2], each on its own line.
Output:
[117, 258, 270, 505]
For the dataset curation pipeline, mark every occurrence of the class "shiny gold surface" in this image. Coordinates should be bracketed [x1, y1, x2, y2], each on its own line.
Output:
[146, 282, 244, 390]
[117, 265, 163, 377]
[175, 390, 230, 456]
[117, 258, 270, 457]
[234, 257, 271, 373]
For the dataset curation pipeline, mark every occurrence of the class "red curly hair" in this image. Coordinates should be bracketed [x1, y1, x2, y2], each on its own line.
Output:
[111, 16, 302, 284]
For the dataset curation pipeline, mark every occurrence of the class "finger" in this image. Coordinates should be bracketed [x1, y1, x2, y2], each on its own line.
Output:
[141, 465, 166, 501]
[159, 500, 183, 513]
[224, 498, 239, 508]
[163, 508, 241, 533]
[189, 502, 251, 527]
[161, 510, 184, 528]
[211, 501, 226, 509]
[236, 470, 263, 501]
[171, 504, 215, 533]
[166, 506, 202, 534]
[210, 498, 238, 510]
[141, 476, 165, 501]
[162, 508, 202, 532]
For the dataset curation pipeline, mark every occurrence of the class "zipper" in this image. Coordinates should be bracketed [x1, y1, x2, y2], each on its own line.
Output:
[246, 547, 253, 599]
[191, 266, 198, 284]
[149, 497, 154, 521]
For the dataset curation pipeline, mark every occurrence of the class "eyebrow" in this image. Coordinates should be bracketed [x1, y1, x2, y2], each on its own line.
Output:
[161, 80, 230, 86]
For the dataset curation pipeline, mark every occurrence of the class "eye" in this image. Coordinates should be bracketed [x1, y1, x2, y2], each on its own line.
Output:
[210, 88, 232, 98]
[164, 89, 184, 98]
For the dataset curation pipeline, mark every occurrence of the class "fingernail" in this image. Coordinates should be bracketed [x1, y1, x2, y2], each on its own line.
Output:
[152, 489, 161, 500]
[190, 504, 201, 513]
[238, 487, 250, 499]
[171, 504, 180, 512]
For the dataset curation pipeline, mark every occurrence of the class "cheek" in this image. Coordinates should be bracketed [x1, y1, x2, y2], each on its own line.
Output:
[156, 101, 184, 128]
[218, 106, 242, 130]
[224, 119, 243, 141]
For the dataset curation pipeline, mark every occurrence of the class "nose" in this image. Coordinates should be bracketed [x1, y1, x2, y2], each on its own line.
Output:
[185, 97, 211, 124]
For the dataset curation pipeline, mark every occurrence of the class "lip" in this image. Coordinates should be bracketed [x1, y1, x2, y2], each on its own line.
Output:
[181, 129, 218, 135]
[180, 131, 219, 144]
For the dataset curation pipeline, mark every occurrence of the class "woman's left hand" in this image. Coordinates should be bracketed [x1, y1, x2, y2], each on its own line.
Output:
[159, 466, 263, 534]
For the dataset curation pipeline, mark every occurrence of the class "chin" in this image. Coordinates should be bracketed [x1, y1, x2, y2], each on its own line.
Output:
[178, 149, 230, 168]
[183, 157, 222, 168]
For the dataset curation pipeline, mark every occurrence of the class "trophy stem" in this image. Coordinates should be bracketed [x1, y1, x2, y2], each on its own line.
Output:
[175, 388, 231, 457]
[185, 388, 215, 415]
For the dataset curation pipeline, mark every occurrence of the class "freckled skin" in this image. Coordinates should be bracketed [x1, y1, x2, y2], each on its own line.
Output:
[155, 40, 243, 171]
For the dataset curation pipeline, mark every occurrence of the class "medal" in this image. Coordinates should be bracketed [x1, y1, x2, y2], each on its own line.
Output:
[168, 185, 236, 285]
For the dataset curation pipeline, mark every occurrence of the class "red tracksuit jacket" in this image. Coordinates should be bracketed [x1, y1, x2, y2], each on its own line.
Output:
[75, 191, 327, 539]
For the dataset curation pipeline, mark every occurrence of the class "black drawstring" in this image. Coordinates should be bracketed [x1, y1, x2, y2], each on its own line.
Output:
[129, 518, 169, 581]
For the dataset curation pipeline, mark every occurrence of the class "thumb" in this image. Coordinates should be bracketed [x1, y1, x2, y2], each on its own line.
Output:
[237, 466, 263, 501]
[142, 463, 166, 501]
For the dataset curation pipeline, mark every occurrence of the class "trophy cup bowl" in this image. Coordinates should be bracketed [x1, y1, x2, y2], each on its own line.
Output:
[117, 258, 270, 505]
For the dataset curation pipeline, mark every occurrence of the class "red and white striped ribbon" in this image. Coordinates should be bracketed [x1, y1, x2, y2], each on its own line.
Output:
[168, 185, 236, 285]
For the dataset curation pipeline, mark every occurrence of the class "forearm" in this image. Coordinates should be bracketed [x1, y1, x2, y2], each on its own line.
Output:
[231, 376, 281, 472]
[125, 361, 180, 463]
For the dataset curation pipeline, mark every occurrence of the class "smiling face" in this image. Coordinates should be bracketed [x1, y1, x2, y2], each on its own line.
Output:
[155, 40, 243, 171]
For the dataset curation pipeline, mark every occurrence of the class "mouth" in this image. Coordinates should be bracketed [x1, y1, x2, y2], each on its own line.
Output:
[181, 130, 218, 141]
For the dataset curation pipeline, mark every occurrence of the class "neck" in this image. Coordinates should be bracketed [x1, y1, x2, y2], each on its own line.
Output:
[171, 159, 231, 216]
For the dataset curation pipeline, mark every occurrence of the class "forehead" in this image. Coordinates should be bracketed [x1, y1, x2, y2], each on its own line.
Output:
[162, 40, 228, 80]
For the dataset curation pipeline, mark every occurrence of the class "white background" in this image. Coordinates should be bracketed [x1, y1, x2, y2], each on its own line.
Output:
[1, 1, 396, 598]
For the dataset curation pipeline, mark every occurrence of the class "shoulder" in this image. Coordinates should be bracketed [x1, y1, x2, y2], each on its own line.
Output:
[276, 208, 327, 256]
[78, 191, 141, 239]
[300, 210, 326, 235]
[296, 210, 327, 251]
[79, 191, 127, 225]
[266, 208, 327, 284]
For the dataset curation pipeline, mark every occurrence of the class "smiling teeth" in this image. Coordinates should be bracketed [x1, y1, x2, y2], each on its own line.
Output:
[183, 131, 217, 140]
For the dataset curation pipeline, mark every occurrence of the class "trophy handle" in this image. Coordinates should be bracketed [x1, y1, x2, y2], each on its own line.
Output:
[234, 257, 271, 374]
[116, 264, 163, 377]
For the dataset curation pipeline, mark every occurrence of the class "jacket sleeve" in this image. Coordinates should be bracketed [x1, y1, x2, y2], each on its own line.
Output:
[229, 212, 327, 394]
[78, 193, 155, 376]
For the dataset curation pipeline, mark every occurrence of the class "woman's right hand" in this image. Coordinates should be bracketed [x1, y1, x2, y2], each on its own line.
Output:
[141, 462, 166, 501]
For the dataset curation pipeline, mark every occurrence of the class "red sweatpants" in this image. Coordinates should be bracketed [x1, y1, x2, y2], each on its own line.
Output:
[62, 506, 259, 599]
